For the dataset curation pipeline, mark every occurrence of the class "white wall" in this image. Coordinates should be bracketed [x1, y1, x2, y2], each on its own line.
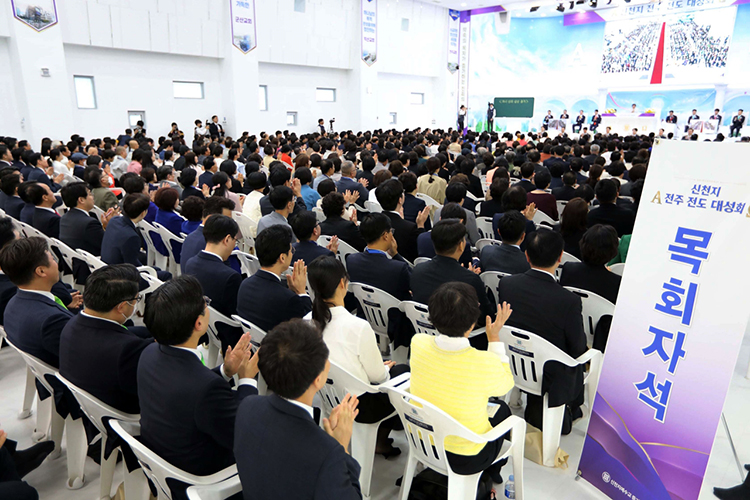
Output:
[377, 73, 438, 130]
[0, 39, 22, 140]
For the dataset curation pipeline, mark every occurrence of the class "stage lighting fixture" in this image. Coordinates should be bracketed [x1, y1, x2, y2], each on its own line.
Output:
[589, 0, 597, 6]
[530, 5, 539, 11]
[556, 3, 565, 11]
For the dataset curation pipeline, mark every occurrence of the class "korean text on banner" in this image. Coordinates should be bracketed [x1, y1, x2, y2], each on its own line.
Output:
[361, 0, 377, 66]
[230, 0, 256, 53]
[448, 10, 460, 74]
[457, 12, 471, 116]
[578, 140, 750, 500]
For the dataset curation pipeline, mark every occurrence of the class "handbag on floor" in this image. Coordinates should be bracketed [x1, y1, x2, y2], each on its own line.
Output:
[402, 468, 495, 500]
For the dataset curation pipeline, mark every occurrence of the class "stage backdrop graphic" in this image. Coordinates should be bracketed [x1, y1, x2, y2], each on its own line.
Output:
[578, 140, 750, 500]
[605, 89, 717, 121]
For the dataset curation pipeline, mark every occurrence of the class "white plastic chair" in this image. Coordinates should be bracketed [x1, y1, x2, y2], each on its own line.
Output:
[480, 271, 511, 306]
[317, 235, 357, 271]
[564, 286, 616, 348]
[77, 249, 107, 273]
[137, 271, 164, 319]
[231, 250, 261, 277]
[555, 200, 568, 216]
[137, 220, 168, 270]
[109, 420, 240, 500]
[349, 282, 401, 355]
[382, 381, 526, 500]
[3, 338, 86, 489]
[91, 205, 106, 220]
[19, 221, 51, 242]
[49, 238, 82, 288]
[230, 315, 268, 347]
[56, 374, 147, 500]
[364, 200, 382, 213]
[497, 325, 602, 467]
[609, 263, 625, 276]
[413, 257, 431, 266]
[465, 191, 484, 203]
[313, 206, 326, 222]
[476, 217, 495, 240]
[186, 476, 242, 500]
[475, 238, 501, 252]
[399, 301, 485, 338]
[532, 209, 556, 228]
[555, 252, 581, 279]
[415, 192, 443, 210]
[205, 306, 242, 368]
[154, 222, 184, 277]
[318, 361, 410, 500]
[232, 211, 258, 248]
[0, 326, 36, 420]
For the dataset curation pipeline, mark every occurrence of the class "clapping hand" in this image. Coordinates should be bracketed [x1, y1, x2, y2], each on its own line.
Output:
[416, 206, 430, 228]
[467, 262, 481, 275]
[291, 178, 302, 197]
[326, 235, 339, 254]
[523, 202, 537, 221]
[343, 190, 359, 205]
[100, 207, 119, 229]
[201, 184, 211, 197]
[223, 333, 253, 378]
[287, 259, 308, 295]
[54, 173, 65, 184]
[323, 393, 359, 451]
[358, 177, 369, 188]
[68, 291, 83, 310]
[485, 302, 513, 343]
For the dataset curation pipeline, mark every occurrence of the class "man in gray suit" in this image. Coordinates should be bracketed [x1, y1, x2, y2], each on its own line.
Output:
[256, 186, 296, 241]
[480, 210, 530, 275]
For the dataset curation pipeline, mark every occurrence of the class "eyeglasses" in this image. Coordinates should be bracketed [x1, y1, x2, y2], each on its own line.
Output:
[289, 246, 296, 255]
[203, 295, 212, 307]
[125, 293, 144, 304]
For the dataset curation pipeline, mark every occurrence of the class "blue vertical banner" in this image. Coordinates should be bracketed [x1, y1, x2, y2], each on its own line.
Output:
[230, 0, 257, 53]
[361, 0, 378, 66]
[448, 9, 460, 73]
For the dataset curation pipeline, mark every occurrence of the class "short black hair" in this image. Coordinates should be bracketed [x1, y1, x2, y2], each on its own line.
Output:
[525, 230, 564, 268]
[256, 224, 292, 267]
[122, 193, 150, 219]
[497, 210, 526, 243]
[445, 182, 467, 203]
[534, 170, 551, 190]
[145, 275, 207, 346]
[520, 162, 535, 179]
[180, 196, 205, 222]
[295, 167, 312, 186]
[122, 173, 146, 195]
[359, 213, 392, 244]
[268, 166, 291, 187]
[562, 171, 576, 187]
[316, 178, 336, 197]
[0, 217, 15, 249]
[290, 210, 318, 241]
[203, 214, 239, 244]
[258, 319, 329, 399]
[501, 185, 527, 212]
[580, 224, 619, 266]
[269, 186, 294, 210]
[428, 282, 480, 338]
[321, 192, 345, 218]
[1, 171, 21, 196]
[440, 202, 466, 223]
[375, 178, 403, 211]
[431, 219, 467, 255]
[595, 179, 617, 204]
[26, 183, 48, 206]
[84, 166, 103, 190]
[178, 168, 197, 187]
[61, 182, 89, 208]
[83, 264, 140, 313]
[203, 195, 235, 217]
[0, 237, 51, 286]
[246, 171, 267, 191]
[398, 171, 418, 193]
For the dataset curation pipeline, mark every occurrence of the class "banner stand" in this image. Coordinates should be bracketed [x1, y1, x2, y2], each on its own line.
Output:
[721, 413, 745, 480]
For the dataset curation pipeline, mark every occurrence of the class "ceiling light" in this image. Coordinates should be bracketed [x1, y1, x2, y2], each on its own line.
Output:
[589, 0, 597, 6]
[530, 5, 539, 11]
[556, 3, 566, 11]
[461, 2, 467, 5]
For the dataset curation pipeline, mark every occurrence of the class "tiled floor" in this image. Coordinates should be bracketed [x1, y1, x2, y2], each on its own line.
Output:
[1, 325, 748, 499]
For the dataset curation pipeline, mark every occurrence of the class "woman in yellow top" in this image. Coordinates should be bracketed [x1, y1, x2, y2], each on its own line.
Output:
[416, 157, 447, 205]
[410, 282, 515, 483]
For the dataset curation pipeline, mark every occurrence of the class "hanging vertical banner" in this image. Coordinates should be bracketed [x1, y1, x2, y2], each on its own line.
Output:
[230, 0, 257, 53]
[448, 9, 460, 74]
[12, 0, 58, 32]
[578, 141, 750, 500]
[361, 0, 378, 66]
[457, 11, 471, 123]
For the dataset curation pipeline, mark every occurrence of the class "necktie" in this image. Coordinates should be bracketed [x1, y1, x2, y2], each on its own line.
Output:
[53, 295, 68, 310]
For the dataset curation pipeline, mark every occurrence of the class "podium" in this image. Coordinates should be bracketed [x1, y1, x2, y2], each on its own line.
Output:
[600, 114, 659, 135]
[547, 119, 570, 133]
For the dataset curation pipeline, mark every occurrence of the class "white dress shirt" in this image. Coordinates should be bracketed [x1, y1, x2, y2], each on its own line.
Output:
[22, 288, 56, 302]
[282, 397, 314, 419]
[435, 334, 509, 363]
[321, 306, 389, 385]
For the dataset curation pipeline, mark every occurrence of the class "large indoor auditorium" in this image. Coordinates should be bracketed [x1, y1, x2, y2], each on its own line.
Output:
[0, 0, 748, 499]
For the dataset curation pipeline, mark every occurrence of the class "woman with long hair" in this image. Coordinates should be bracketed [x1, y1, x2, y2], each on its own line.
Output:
[558, 197, 589, 259]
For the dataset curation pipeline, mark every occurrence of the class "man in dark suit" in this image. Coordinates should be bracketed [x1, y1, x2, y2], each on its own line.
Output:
[290, 210, 336, 265]
[497, 230, 587, 433]
[411, 218, 494, 348]
[26, 153, 63, 192]
[179, 196, 235, 274]
[208, 115, 224, 140]
[480, 211, 530, 275]
[347, 213, 413, 348]
[376, 178, 429, 263]
[26, 183, 60, 238]
[416, 203, 471, 265]
[319, 192, 366, 251]
[138, 276, 258, 500]
[730, 109, 745, 138]
[590, 110, 601, 132]
[198, 157, 218, 189]
[516, 163, 536, 193]
[335, 161, 368, 209]
[259, 166, 306, 217]
[665, 110, 678, 124]
[572, 110, 585, 134]
[59, 264, 151, 415]
[236, 225, 312, 333]
[234, 320, 362, 500]
[587, 179, 635, 237]
[552, 172, 578, 201]
[399, 171, 431, 230]
[2, 172, 24, 220]
[184, 215, 244, 352]
[542, 146, 570, 173]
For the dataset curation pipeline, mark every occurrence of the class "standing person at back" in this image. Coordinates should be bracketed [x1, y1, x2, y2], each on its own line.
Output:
[496, 230, 588, 433]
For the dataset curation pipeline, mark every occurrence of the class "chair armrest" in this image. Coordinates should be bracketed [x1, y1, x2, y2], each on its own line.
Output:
[138, 266, 158, 278]
[477, 414, 526, 444]
[576, 349, 602, 365]
[468, 327, 487, 338]
[186, 475, 242, 500]
[185, 465, 239, 487]
[382, 372, 411, 389]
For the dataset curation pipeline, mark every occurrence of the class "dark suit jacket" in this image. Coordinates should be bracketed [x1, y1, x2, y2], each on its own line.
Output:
[101, 216, 144, 267]
[20, 203, 34, 224]
[319, 216, 366, 252]
[5, 196, 24, 220]
[480, 244, 530, 275]
[32, 207, 60, 238]
[59, 313, 151, 414]
[198, 171, 215, 188]
[60, 208, 104, 256]
[552, 185, 577, 201]
[3, 289, 74, 367]
[0, 275, 72, 326]
[236, 270, 312, 333]
[181, 186, 205, 201]
[478, 198, 503, 219]
[559, 262, 621, 304]
[497, 269, 587, 406]
[402, 193, 430, 229]
[292, 240, 334, 265]
[492, 213, 536, 251]
[384, 211, 424, 264]
[28, 167, 61, 192]
[180, 226, 205, 274]
[137, 343, 257, 477]
[185, 251, 243, 350]
[336, 177, 368, 208]
[235, 394, 362, 500]
[416, 232, 471, 265]
[517, 179, 535, 193]
[587, 203, 635, 237]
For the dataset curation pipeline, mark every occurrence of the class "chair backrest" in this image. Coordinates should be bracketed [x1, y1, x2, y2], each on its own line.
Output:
[56, 374, 139, 436]
[318, 359, 380, 416]
[532, 209, 556, 228]
[77, 249, 107, 272]
[137, 271, 164, 317]
[476, 217, 495, 240]
[480, 271, 511, 305]
[348, 282, 401, 336]
[497, 325, 581, 397]
[400, 301, 439, 336]
[312, 206, 325, 222]
[206, 305, 242, 355]
[560, 252, 580, 265]
[415, 193, 443, 210]
[231, 250, 261, 277]
[232, 212, 257, 250]
[50, 238, 85, 272]
[91, 205, 106, 220]
[137, 220, 160, 264]
[564, 286, 615, 347]
[556, 200, 568, 217]
[19, 221, 49, 242]
[364, 200, 382, 213]
[231, 315, 268, 347]
[154, 222, 184, 263]
[475, 238, 501, 252]
[619, 196, 634, 203]
[413, 257, 431, 266]
[609, 263, 625, 276]
[465, 191, 484, 202]
[4, 338, 58, 393]
[317, 235, 357, 270]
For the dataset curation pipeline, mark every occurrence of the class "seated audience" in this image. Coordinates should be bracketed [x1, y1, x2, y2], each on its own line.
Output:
[85, 167, 118, 211]
[59, 264, 151, 414]
[28, 182, 60, 238]
[257, 185, 295, 240]
[1, 171, 24, 219]
[290, 210, 336, 265]
[587, 179, 635, 237]
[480, 210, 530, 275]
[410, 282, 514, 483]
[491, 185, 537, 249]
[296, 167, 320, 211]
[138, 276, 258, 500]
[558, 198, 589, 259]
[497, 230, 588, 434]
[516, 163, 536, 192]
[319, 192, 366, 251]
[309, 256, 408, 457]
[234, 320, 362, 499]
[153, 186, 183, 259]
[526, 170, 558, 221]
[479, 177, 509, 219]
[18, 181, 37, 225]
[398, 171, 430, 230]
[236, 225, 312, 333]
[335, 161, 368, 208]
[259, 166, 306, 217]
[211, 171, 242, 212]
[121, 174, 156, 223]
[241, 171, 266, 225]
[179, 168, 205, 201]
[376, 178, 429, 263]
[416, 157, 447, 204]
[417, 203, 471, 266]
[433, 183, 480, 245]
[26, 152, 63, 192]
[180, 195, 204, 235]
[0, 428, 54, 500]
[180, 196, 236, 274]
[552, 171, 578, 202]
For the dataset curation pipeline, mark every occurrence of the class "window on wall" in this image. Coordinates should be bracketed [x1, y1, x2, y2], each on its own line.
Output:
[410, 93, 424, 105]
[401, 18, 410, 31]
[259, 85, 268, 111]
[294, 0, 306, 12]
[389, 112, 397, 125]
[73, 76, 96, 109]
[173, 81, 204, 99]
[128, 111, 146, 128]
[287, 112, 298, 126]
[316, 88, 336, 102]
